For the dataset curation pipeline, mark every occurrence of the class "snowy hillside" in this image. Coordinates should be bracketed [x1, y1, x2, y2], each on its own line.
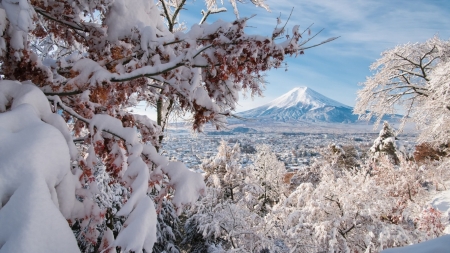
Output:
[237, 87, 359, 123]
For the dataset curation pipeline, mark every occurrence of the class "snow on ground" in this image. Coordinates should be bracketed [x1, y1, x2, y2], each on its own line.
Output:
[431, 188, 450, 233]
[382, 184, 450, 253]
[382, 235, 450, 253]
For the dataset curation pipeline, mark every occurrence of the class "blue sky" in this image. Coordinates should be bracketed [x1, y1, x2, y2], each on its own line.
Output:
[134, 0, 450, 118]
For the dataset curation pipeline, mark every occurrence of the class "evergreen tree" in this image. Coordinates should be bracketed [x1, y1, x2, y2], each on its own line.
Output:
[370, 121, 400, 165]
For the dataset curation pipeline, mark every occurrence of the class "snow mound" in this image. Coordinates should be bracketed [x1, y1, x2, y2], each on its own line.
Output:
[381, 235, 450, 253]
[431, 188, 450, 234]
[0, 81, 81, 252]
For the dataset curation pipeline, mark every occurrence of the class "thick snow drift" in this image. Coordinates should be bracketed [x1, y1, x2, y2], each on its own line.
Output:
[381, 235, 450, 253]
[0, 81, 81, 252]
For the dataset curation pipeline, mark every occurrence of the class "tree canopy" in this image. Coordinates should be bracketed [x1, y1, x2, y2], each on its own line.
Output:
[355, 36, 450, 144]
[0, 0, 336, 252]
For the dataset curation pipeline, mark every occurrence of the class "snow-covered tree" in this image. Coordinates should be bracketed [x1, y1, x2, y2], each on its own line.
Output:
[201, 140, 243, 201]
[185, 143, 290, 252]
[244, 144, 289, 213]
[0, 80, 206, 252]
[324, 143, 361, 169]
[184, 187, 269, 252]
[355, 36, 450, 143]
[416, 59, 450, 144]
[370, 121, 400, 165]
[185, 142, 259, 252]
[269, 159, 444, 253]
[0, 0, 337, 252]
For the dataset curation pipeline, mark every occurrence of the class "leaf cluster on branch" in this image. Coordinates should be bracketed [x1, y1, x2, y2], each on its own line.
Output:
[0, 0, 337, 252]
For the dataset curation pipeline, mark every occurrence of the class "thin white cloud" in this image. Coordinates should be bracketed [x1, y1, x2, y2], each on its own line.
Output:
[176, 0, 450, 113]
[280, 1, 448, 48]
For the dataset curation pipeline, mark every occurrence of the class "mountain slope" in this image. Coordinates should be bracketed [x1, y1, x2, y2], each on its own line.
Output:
[237, 87, 358, 123]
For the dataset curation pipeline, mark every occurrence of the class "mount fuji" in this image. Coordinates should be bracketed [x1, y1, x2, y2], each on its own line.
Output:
[237, 87, 359, 123]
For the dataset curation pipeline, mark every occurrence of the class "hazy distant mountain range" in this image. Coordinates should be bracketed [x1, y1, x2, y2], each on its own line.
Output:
[237, 87, 359, 123]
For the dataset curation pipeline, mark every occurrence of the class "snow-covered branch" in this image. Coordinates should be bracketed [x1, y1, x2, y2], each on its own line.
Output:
[355, 36, 450, 142]
[0, 0, 337, 251]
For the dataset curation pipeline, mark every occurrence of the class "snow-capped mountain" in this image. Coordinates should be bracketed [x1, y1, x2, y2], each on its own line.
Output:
[237, 87, 359, 123]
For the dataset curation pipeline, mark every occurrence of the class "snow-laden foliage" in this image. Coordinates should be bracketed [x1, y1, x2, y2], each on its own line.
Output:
[355, 36, 450, 144]
[185, 143, 289, 252]
[0, 0, 334, 137]
[201, 140, 244, 201]
[187, 140, 448, 253]
[0, 81, 81, 253]
[351, 36, 450, 252]
[0, 0, 337, 251]
[267, 150, 449, 253]
[416, 60, 450, 144]
[243, 144, 289, 214]
[0, 80, 205, 252]
[269, 163, 432, 252]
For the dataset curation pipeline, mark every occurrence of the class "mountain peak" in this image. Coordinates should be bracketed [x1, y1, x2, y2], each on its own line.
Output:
[266, 86, 350, 110]
[290, 86, 309, 92]
[237, 87, 357, 123]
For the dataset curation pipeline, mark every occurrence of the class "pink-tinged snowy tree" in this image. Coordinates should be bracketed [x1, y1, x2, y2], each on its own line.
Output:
[355, 36, 450, 253]
[268, 160, 444, 253]
[415, 59, 450, 144]
[354, 36, 450, 144]
[0, 0, 336, 252]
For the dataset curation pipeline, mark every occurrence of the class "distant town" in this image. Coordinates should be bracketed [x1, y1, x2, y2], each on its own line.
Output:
[161, 129, 418, 171]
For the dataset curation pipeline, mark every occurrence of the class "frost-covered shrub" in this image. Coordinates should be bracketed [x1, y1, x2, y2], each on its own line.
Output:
[270, 160, 444, 252]
[323, 143, 362, 169]
[414, 143, 448, 164]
